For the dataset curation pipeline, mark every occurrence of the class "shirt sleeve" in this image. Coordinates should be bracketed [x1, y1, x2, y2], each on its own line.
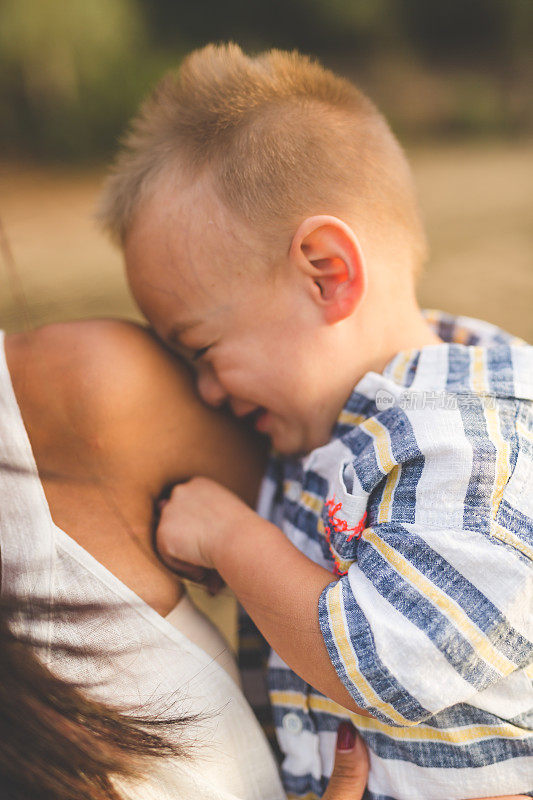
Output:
[318, 518, 533, 727]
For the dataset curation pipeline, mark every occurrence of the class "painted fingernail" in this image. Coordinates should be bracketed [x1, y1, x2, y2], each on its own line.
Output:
[336, 721, 356, 751]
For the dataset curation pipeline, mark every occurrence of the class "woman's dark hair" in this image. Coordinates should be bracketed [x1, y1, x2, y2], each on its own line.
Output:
[0, 593, 194, 800]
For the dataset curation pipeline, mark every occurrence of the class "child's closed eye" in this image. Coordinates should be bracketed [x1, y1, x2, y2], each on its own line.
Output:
[192, 346, 210, 361]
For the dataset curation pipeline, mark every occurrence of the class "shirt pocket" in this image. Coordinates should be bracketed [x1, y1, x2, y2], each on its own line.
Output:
[319, 459, 370, 575]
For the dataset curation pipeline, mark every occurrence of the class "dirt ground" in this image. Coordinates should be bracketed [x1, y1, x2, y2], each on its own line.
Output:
[1, 141, 531, 642]
[1, 140, 532, 341]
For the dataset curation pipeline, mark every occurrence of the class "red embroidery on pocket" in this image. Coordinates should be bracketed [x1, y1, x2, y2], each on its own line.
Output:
[324, 495, 367, 543]
[323, 496, 367, 577]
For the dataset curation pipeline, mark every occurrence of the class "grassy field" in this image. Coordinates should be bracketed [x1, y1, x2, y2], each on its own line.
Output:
[1, 139, 532, 342]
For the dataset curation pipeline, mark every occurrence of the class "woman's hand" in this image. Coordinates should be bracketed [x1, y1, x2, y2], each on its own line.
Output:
[323, 722, 528, 800]
[323, 722, 369, 800]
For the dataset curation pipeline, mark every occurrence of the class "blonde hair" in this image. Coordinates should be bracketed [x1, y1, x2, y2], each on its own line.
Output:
[98, 43, 427, 272]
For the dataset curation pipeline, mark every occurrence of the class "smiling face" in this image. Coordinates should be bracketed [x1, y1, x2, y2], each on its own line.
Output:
[124, 174, 349, 455]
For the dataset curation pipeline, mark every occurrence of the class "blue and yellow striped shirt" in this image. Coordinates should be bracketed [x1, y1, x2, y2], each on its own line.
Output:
[251, 311, 533, 800]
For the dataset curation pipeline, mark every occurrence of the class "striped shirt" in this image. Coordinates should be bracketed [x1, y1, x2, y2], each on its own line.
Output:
[249, 310, 533, 800]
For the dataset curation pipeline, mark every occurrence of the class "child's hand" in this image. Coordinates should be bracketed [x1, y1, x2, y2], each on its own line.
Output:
[156, 476, 254, 573]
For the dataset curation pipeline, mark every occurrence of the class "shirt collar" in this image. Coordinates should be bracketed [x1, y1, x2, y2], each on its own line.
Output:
[333, 309, 532, 438]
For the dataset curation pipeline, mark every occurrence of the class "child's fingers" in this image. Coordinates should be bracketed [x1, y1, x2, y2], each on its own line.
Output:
[161, 555, 211, 585]
[323, 722, 369, 800]
[161, 555, 224, 596]
[206, 570, 225, 596]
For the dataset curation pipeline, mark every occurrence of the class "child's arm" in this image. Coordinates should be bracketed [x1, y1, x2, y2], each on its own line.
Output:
[156, 476, 371, 717]
[157, 471, 533, 729]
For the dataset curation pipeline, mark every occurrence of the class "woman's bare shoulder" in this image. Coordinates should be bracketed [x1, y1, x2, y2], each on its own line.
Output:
[7, 319, 266, 503]
[8, 318, 190, 409]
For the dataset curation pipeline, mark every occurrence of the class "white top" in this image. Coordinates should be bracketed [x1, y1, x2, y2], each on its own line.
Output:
[165, 593, 241, 686]
[0, 331, 285, 800]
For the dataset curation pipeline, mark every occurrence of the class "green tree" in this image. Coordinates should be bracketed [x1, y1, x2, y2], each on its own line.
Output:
[0, 0, 150, 157]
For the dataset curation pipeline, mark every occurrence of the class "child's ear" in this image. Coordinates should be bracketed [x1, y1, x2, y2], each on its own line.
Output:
[289, 216, 367, 324]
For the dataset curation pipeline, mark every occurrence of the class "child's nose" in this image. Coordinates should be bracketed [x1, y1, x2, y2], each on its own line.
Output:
[196, 364, 227, 408]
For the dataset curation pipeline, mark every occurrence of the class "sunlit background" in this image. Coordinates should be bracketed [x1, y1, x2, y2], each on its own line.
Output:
[1, 0, 532, 641]
[1, 0, 532, 340]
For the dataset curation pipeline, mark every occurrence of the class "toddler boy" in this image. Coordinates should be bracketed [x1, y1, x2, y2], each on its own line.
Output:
[98, 45, 533, 800]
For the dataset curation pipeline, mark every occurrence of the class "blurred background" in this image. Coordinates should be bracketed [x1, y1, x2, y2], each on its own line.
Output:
[1, 0, 532, 641]
[1, 0, 532, 340]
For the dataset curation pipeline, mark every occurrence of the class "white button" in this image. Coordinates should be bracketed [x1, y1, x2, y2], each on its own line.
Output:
[285, 481, 301, 502]
[282, 712, 303, 735]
